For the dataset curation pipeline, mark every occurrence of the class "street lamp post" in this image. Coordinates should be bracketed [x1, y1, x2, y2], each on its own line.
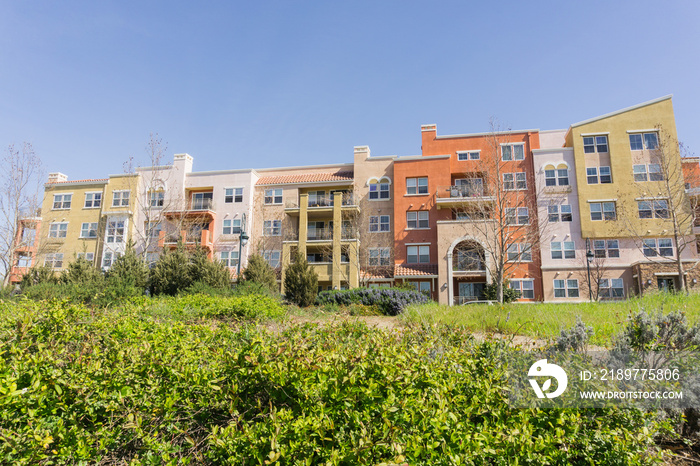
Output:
[585, 238, 594, 301]
[236, 213, 249, 282]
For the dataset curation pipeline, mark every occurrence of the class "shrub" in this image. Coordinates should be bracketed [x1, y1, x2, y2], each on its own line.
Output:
[107, 246, 149, 290]
[552, 316, 593, 353]
[284, 252, 318, 307]
[242, 254, 278, 293]
[481, 281, 521, 303]
[60, 256, 104, 286]
[20, 265, 57, 289]
[188, 248, 231, 290]
[317, 287, 430, 316]
[149, 246, 191, 296]
[174, 293, 285, 320]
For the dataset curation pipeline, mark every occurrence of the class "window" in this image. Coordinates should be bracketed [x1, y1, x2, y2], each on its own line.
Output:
[509, 279, 534, 299]
[369, 215, 391, 232]
[369, 247, 391, 266]
[223, 219, 242, 235]
[457, 151, 480, 161]
[369, 179, 390, 200]
[106, 221, 125, 243]
[501, 144, 525, 161]
[84, 192, 101, 208]
[593, 240, 620, 258]
[507, 243, 532, 262]
[77, 252, 95, 262]
[44, 253, 63, 269]
[225, 187, 243, 203]
[629, 132, 659, 150]
[503, 172, 527, 190]
[53, 194, 72, 210]
[586, 166, 612, 184]
[112, 191, 130, 207]
[263, 220, 281, 236]
[634, 164, 663, 182]
[406, 211, 429, 229]
[553, 279, 579, 298]
[548, 205, 573, 222]
[643, 238, 673, 257]
[263, 250, 281, 268]
[191, 192, 213, 210]
[551, 241, 575, 260]
[599, 278, 624, 299]
[590, 202, 616, 221]
[505, 207, 529, 225]
[406, 177, 428, 195]
[148, 190, 164, 208]
[21, 227, 36, 244]
[545, 168, 569, 187]
[220, 250, 239, 268]
[49, 222, 68, 238]
[264, 188, 283, 205]
[146, 221, 162, 239]
[638, 200, 669, 219]
[583, 135, 608, 153]
[407, 245, 430, 264]
[80, 222, 98, 238]
[409, 281, 431, 294]
[16, 254, 32, 268]
[102, 252, 120, 269]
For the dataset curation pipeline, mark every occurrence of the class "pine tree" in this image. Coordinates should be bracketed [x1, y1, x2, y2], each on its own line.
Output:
[242, 254, 278, 293]
[284, 252, 318, 307]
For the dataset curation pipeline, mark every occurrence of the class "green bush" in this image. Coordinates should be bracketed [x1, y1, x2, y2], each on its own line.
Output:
[60, 256, 103, 286]
[173, 293, 285, 320]
[149, 246, 191, 295]
[283, 252, 318, 307]
[242, 254, 278, 293]
[316, 287, 430, 315]
[107, 246, 149, 290]
[188, 248, 231, 289]
[481, 281, 521, 303]
[20, 265, 57, 289]
[0, 300, 669, 464]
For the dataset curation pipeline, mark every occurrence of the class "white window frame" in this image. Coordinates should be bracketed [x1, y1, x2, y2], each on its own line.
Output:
[503, 172, 527, 191]
[457, 151, 480, 161]
[629, 132, 659, 151]
[406, 245, 430, 264]
[52, 194, 72, 210]
[553, 279, 580, 298]
[637, 200, 669, 219]
[225, 187, 244, 203]
[84, 192, 102, 209]
[223, 218, 242, 235]
[112, 190, 130, 207]
[643, 238, 673, 257]
[49, 222, 68, 238]
[583, 135, 608, 154]
[148, 190, 164, 208]
[406, 211, 429, 229]
[544, 167, 569, 187]
[264, 188, 283, 205]
[263, 250, 281, 268]
[548, 205, 573, 223]
[590, 202, 616, 221]
[550, 241, 575, 260]
[369, 247, 391, 266]
[80, 222, 98, 238]
[263, 220, 281, 236]
[501, 143, 525, 161]
[593, 239, 620, 258]
[507, 243, 532, 262]
[599, 278, 625, 299]
[220, 250, 239, 268]
[369, 178, 391, 200]
[77, 252, 95, 262]
[406, 177, 429, 195]
[369, 215, 391, 233]
[106, 220, 125, 243]
[44, 253, 64, 269]
[509, 279, 534, 299]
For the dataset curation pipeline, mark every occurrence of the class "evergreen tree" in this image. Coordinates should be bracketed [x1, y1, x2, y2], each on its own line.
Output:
[61, 256, 103, 285]
[149, 243, 191, 296]
[107, 244, 149, 290]
[242, 254, 278, 293]
[284, 252, 318, 307]
[189, 247, 231, 289]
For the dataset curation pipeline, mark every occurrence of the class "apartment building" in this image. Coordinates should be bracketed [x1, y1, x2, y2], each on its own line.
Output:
[24, 95, 699, 302]
[8, 213, 41, 285]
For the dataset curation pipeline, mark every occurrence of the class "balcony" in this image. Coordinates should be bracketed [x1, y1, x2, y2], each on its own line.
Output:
[158, 229, 213, 253]
[285, 192, 359, 215]
[436, 185, 495, 209]
[284, 227, 358, 243]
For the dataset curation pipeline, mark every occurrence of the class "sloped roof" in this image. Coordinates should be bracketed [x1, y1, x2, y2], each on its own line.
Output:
[256, 171, 354, 186]
[394, 264, 438, 277]
[48, 178, 108, 184]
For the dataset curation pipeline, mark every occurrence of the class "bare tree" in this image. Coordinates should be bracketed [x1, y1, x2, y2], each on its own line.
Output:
[576, 251, 610, 301]
[448, 119, 546, 303]
[618, 125, 698, 294]
[0, 143, 43, 286]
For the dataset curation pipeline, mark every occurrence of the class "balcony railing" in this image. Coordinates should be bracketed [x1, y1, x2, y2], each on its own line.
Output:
[453, 296, 481, 305]
[159, 229, 213, 249]
[189, 198, 214, 211]
[308, 228, 333, 241]
[437, 184, 487, 199]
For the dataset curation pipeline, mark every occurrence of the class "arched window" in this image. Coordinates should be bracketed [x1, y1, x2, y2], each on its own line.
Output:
[544, 163, 569, 187]
[368, 177, 391, 200]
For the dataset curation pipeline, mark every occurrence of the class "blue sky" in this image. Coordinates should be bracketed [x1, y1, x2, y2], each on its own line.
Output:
[1, 1, 699, 180]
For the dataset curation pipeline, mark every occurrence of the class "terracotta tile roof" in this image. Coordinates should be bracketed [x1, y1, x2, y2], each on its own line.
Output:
[256, 171, 354, 185]
[394, 264, 438, 277]
[360, 268, 394, 280]
[48, 178, 108, 184]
